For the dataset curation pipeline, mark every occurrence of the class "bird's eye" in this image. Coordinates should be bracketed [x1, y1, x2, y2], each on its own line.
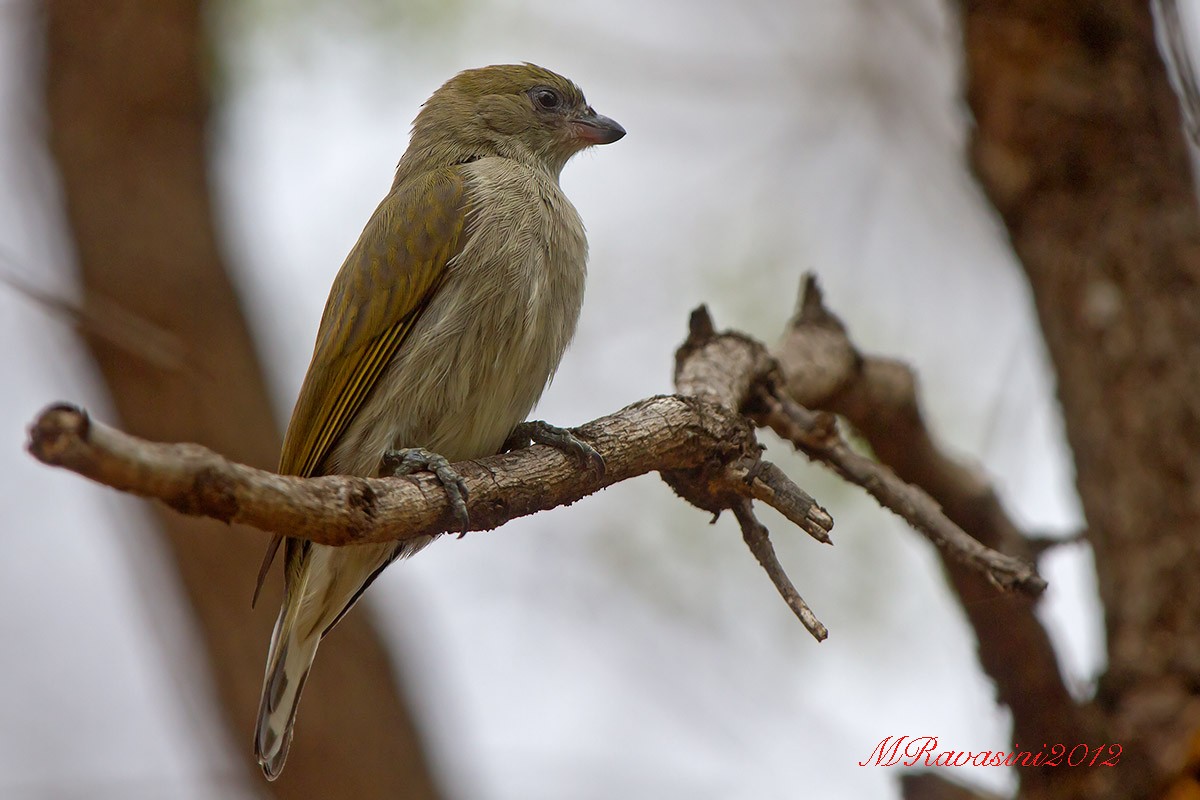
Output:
[532, 88, 562, 111]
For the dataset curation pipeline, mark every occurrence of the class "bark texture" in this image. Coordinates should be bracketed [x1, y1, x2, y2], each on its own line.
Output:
[25, 395, 834, 549]
[28, 285, 1052, 737]
[964, 2, 1200, 798]
[43, 1, 441, 796]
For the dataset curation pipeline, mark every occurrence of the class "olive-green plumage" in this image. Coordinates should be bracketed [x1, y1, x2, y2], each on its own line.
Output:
[253, 64, 623, 779]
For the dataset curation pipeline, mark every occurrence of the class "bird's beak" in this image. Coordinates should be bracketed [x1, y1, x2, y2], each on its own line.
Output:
[572, 108, 626, 145]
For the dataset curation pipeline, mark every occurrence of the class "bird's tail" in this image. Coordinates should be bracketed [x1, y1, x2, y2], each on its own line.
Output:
[254, 579, 320, 781]
[253, 538, 409, 779]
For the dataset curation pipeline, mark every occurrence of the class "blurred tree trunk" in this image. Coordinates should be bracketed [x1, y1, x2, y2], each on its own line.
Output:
[963, 2, 1200, 799]
[43, 1, 442, 797]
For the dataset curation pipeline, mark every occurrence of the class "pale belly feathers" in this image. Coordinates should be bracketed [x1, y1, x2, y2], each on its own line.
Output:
[329, 156, 588, 475]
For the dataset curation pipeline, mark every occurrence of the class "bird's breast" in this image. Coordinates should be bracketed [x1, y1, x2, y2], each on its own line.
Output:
[339, 158, 589, 468]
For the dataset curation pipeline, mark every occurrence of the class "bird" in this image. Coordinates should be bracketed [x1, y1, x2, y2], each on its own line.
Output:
[252, 63, 624, 780]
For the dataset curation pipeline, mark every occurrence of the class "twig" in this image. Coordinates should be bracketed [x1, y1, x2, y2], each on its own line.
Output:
[1025, 529, 1087, 558]
[737, 459, 832, 544]
[0, 269, 187, 372]
[732, 500, 827, 641]
[756, 391, 1044, 594]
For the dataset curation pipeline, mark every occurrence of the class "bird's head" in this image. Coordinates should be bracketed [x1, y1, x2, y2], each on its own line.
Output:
[401, 63, 625, 180]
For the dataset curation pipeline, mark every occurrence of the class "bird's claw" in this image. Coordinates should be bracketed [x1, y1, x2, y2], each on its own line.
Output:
[382, 448, 470, 534]
[505, 420, 606, 477]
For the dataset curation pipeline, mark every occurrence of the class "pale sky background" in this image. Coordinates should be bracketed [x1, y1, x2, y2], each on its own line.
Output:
[1, 0, 1149, 797]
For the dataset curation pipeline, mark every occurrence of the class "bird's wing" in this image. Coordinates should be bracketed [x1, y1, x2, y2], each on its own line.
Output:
[253, 166, 470, 604]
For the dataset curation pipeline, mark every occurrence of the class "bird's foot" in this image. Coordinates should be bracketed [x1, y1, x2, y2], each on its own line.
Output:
[504, 420, 605, 477]
[382, 448, 470, 534]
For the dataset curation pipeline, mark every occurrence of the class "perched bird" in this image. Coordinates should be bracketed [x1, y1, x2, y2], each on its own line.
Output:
[252, 63, 624, 779]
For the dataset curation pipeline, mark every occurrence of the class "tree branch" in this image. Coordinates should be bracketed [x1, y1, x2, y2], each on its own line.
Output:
[775, 275, 1083, 762]
[733, 500, 828, 641]
[670, 301, 1044, 595]
[755, 390, 1043, 593]
[26, 283, 1044, 651]
[29, 396, 829, 546]
[900, 773, 1006, 800]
